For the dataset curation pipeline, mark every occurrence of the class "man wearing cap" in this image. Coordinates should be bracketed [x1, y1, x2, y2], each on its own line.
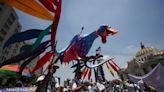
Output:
[36, 64, 60, 92]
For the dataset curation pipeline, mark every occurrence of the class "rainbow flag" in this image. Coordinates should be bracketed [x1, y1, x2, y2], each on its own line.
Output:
[0, 65, 32, 77]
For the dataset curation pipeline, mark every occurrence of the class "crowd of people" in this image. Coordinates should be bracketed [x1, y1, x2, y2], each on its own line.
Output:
[0, 64, 157, 92]
[34, 64, 156, 92]
[35, 71, 156, 92]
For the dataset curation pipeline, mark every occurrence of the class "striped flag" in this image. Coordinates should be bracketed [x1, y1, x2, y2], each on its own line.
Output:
[106, 63, 115, 77]
[83, 68, 89, 79]
[88, 69, 92, 80]
[108, 62, 119, 74]
[111, 60, 121, 70]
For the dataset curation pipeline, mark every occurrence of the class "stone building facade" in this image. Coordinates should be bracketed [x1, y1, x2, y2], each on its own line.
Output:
[119, 43, 164, 80]
[0, 3, 42, 75]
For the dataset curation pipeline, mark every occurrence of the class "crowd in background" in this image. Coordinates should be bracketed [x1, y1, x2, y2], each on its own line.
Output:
[0, 73, 156, 92]
[0, 64, 157, 92]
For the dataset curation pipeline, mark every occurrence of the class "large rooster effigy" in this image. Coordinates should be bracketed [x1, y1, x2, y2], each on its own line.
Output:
[0, 0, 120, 79]
[54, 24, 117, 63]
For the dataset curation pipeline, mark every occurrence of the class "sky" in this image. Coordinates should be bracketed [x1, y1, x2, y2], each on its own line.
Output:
[15, 0, 164, 84]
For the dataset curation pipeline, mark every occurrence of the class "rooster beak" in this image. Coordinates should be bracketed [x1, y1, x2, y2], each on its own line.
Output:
[106, 27, 118, 35]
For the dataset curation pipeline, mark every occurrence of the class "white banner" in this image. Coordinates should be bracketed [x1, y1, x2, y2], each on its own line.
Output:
[0, 87, 36, 92]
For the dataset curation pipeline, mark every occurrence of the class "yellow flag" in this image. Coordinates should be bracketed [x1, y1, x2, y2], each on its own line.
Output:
[106, 63, 115, 77]
[0, 0, 54, 20]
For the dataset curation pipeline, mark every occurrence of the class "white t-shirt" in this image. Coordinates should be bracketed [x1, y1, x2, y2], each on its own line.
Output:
[88, 85, 95, 92]
[72, 82, 78, 90]
[52, 75, 60, 88]
[96, 82, 105, 91]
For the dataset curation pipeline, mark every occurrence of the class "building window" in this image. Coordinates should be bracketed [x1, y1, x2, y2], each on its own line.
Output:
[144, 57, 147, 60]
[15, 43, 19, 48]
[0, 36, 4, 42]
[1, 56, 6, 61]
[10, 13, 16, 21]
[17, 24, 21, 30]
[8, 45, 11, 49]
[5, 50, 9, 55]
[0, 28, 7, 36]
[11, 54, 14, 58]
[13, 49, 17, 53]
[15, 29, 18, 33]
[2, 49, 9, 56]
[7, 18, 13, 26]
[141, 58, 144, 61]
[4, 23, 10, 30]
[138, 59, 141, 62]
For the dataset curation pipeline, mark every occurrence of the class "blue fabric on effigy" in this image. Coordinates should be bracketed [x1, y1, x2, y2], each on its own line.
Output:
[19, 46, 47, 76]
[3, 29, 50, 48]
[0, 40, 50, 67]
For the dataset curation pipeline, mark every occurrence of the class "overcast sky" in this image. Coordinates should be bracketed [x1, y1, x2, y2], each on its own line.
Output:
[15, 0, 164, 83]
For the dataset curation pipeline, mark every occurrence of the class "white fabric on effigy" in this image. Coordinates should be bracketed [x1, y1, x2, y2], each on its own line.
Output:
[128, 63, 164, 92]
